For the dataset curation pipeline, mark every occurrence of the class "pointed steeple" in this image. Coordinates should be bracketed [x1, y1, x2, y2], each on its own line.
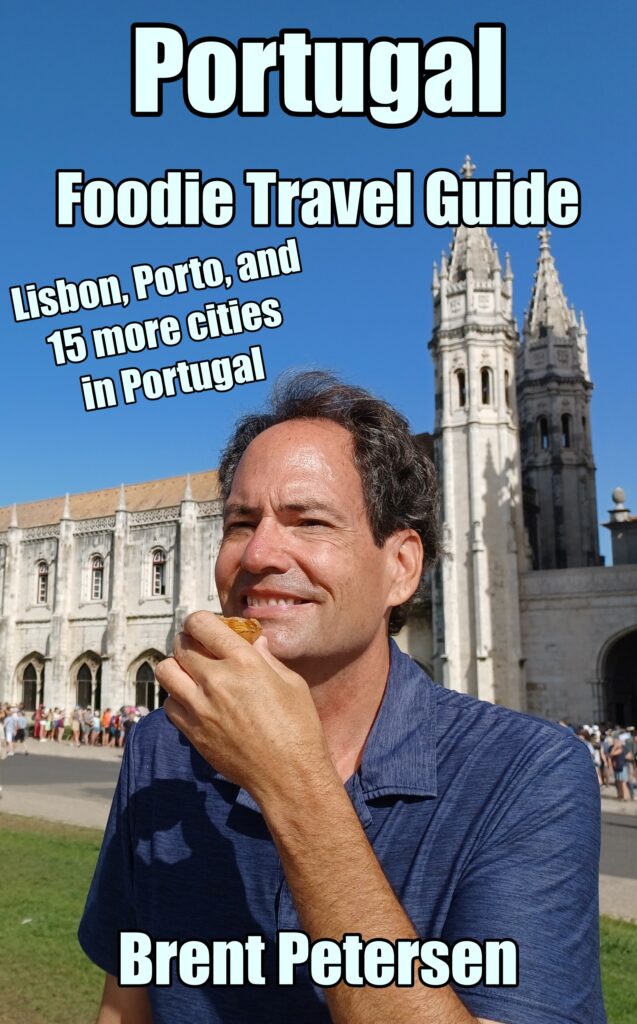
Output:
[183, 472, 193, 501]
[446, 156, 500, 284]
[117, 483, 127, 511]
[61, 492, 72, 520]
[526, 229, 572, 338]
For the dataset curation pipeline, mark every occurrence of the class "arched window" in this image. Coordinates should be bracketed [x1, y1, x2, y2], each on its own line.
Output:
[538, 417, 550, 451]
[504, 370, 511, 409]
[561, 414, 572, 448]
[77, 664, 92, 707]
[480, 367, 492, 405]
[456, 370, 466, 408]
[136, 661, 157, 710]
[36, 561, 49, 604]
[22, 664, 37, 710]
[91, 555, 104, 600]
[152, 549, 167, 596]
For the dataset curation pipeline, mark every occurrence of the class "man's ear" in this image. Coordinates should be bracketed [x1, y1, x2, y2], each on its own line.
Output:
[385, 529, 424, 607]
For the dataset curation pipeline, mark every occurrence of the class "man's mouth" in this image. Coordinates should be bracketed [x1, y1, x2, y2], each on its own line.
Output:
[245, 595, 306, 608]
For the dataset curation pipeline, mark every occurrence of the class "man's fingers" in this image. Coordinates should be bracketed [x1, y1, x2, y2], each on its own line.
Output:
[182, 610, 248, 658]
[172, 632, 227, 688]
[155, 657, 199, 709]
[163, 694, 195, 736]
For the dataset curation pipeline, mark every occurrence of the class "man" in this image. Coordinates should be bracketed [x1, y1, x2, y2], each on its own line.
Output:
[79, 372, 605, 1023]
[3, 707, 17, 757]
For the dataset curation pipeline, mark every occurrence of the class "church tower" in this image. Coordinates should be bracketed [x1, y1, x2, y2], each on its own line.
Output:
[429, 158, 527, 709]
[517, 230, 599, 569]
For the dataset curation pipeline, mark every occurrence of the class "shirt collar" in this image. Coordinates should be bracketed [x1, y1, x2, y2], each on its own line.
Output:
[219, 639, 437, 814]
[356, 639, 437, 800]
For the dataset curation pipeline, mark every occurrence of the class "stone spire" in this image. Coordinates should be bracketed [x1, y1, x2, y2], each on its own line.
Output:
[526, 228, 572, 339]
[117, 483, 127, 512]
[516, 230, 599, 569]
[9, 503, 18, 528]
[61, 492, 72, 520]
[183, 472, 193, 501]
[428, 170, 526, 710]
[447, 156, 500, 285]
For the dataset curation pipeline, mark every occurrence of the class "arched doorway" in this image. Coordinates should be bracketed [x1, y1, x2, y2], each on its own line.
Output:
[71, 653, 102, 709]
[16, 654, 46, 710]
[602, 629, 637, 726]
[77, 664, 92, 706]
[129, 650, 166, 710]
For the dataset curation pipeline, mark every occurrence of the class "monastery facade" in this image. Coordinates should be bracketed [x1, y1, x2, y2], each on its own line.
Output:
[2, 192, 637, 723]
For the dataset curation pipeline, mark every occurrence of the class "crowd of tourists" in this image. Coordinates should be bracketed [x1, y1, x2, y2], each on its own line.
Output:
[1, 701, 635, 802]
[0, 702, 147, 757]
[570, 722, 636, 801]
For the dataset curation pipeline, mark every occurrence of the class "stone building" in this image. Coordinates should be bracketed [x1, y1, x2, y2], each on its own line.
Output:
[1, 166, 637, 723]
[0, 475, 224, 713]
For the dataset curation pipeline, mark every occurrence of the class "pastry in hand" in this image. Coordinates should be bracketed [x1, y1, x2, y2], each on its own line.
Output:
[219, 616, 263, 644]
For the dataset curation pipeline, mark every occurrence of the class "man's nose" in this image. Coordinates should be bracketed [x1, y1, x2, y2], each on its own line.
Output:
[240, 518, 292, 575]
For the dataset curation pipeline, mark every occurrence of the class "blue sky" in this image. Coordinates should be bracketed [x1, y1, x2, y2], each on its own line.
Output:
[2, 1, 635, 563]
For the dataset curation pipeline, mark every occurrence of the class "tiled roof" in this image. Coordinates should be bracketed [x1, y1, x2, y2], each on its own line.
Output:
[0, 432, 435, 532]
[0, 471, 220, 531]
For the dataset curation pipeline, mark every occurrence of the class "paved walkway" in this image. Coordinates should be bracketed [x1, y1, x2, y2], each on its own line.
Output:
[0, 737, 122, 829]
[1, 738, 636, 922]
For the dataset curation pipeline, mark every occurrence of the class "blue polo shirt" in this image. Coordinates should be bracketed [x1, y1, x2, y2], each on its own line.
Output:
[79, 642, 606, 1023]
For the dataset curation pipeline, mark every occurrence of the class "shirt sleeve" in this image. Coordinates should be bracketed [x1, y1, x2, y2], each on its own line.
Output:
[442, 733, 606, 1024]
[77, 730, 138, 976]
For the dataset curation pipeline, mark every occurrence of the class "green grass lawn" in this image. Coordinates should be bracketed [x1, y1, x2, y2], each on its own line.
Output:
[0, 813, 635, 1023]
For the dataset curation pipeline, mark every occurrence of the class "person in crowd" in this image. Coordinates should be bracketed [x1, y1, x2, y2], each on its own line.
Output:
[81, 706, 93, 744]
[100, 708, 113, 746]
[89, 710, 101, 746]
[107, 711, 121, 748]
[33, 703, 43, 741]
[622, 727, 635, 800]
[39, 707, 52, 742]
[3, 707, 17, 757]
[15, 707, 28, 754]
[55, 708, 67, 742]
[70, 706, 82, 748]
[610, 734, 629, 801]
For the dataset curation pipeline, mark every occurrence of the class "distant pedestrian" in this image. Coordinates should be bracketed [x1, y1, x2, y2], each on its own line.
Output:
[71, 707, 81, 748]
[610, 736, 629, 801]
[15, 709, 28, 754]
[100, 708, 112, 746]
[33, 704, 43, 740]
[81, 707, 93, 744]
[3, 709, 17, 756]
[89, 711, 100, 746]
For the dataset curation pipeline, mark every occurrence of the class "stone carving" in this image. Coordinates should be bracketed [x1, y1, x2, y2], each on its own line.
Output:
[74, 517, 116, 534]
[23, 525, 60, 540]
[130, 507, 181, 525]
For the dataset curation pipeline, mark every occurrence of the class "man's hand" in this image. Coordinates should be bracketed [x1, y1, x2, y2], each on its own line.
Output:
[156, 611, 336, 804]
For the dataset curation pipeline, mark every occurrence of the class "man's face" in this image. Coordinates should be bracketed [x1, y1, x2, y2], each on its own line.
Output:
[215, 419, 409, 673]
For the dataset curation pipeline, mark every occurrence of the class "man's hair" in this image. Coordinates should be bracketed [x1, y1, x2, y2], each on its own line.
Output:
[218, 370, 441, 634]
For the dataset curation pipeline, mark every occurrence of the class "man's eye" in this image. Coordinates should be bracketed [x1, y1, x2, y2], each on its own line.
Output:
[223, 521, 254, 533]
[299, 519, 329, 528]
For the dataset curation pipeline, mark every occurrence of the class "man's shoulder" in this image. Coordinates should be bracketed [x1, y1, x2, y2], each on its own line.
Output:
[130, 707, 176, 746]
[422, 671, 591, 779]
[435, 680, 564, 739]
